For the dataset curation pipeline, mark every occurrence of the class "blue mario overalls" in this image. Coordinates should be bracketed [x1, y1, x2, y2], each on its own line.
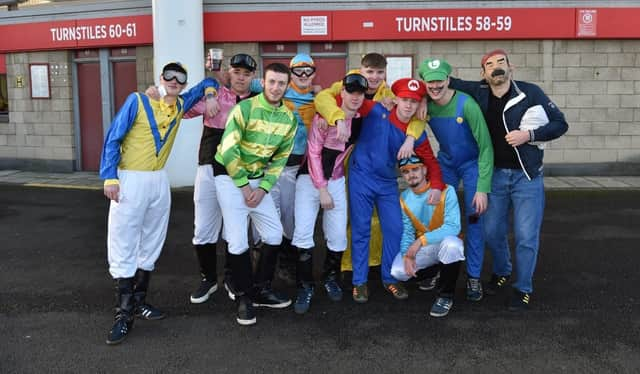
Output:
[428, 93, 485, 279]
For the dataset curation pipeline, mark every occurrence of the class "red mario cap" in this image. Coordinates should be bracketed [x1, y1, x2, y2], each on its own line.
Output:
[391, 78, 427, 101]
[481, 49, 509, 67]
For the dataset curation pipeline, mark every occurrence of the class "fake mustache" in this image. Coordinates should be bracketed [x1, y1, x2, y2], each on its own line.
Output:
[491, 68, 506, 77]
[429, 85, 446, 90]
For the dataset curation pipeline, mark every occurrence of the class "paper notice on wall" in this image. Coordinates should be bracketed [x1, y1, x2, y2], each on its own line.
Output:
[577, 9, 597, 37]
[301, 16, 327, 35]
[386, 56, 413, 86]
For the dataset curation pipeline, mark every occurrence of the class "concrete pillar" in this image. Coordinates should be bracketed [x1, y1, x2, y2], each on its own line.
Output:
[152, 0, 203, 187]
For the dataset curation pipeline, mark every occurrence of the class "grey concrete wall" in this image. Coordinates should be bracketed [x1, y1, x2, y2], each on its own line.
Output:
[0, 51, 74, 172]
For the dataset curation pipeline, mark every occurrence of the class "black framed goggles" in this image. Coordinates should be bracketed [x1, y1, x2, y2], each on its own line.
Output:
[229, 53, 257, 71]
[291, 66, 316, 77]
[162, 70, 187, 85]
[399, 155, 423, 168]
[343, 73, 368, 93]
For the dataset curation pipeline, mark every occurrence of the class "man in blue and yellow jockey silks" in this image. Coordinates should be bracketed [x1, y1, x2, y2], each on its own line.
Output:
[100, 61, 219, 345]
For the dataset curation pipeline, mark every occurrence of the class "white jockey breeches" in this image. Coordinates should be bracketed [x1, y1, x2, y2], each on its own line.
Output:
[291, 175, 347, 252]
[390, 236, 465, 282]
[215, 175, 283, 255]
[108, 170, 171, 279]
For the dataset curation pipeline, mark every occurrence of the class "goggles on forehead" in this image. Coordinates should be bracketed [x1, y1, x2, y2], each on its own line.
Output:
[162, 69, 187, 85]
[398, 155, 424, 170]
[343, 73, 368, 93]
[291, 66, 316, 77]
[230, 53, 257, 71]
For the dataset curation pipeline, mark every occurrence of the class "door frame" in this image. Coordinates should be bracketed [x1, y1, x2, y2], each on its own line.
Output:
[72, 48, 136, 171]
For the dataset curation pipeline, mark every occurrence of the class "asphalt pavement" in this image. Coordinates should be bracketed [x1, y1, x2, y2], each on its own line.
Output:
[0, 184, 639, 373]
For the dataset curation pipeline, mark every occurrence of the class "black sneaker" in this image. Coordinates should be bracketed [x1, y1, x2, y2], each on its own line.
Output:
[417, 272, 440, 291]
[189, 278, 218, 304]
[485, 273, 510, 296]
[236, 295, 256, 326]
[508, 289, 531, 311]
[224, 280, 236, 301]
[252, 287, 291, 309]
[134, 303, 166, 320]
[106, 316, 133, 345]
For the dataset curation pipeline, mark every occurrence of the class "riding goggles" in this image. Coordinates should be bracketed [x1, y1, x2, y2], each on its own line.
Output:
[230, 53, 257, 71]
[162, 70, 187, 85]
[343, 73, 368, 93]
[398, 155, 423, 170]
[291, 66, 316, 77]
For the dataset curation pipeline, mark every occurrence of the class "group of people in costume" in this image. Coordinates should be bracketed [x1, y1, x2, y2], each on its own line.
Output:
[99, 48, 568, 344]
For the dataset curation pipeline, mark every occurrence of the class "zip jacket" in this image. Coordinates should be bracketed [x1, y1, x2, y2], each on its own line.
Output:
[449, 77, 568, 179]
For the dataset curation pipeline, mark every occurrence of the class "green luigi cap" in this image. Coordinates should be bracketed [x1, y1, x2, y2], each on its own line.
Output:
[418, 58, 452, 82]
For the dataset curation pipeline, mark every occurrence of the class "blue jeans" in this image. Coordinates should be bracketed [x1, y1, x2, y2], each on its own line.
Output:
[483, 168, 545, 294]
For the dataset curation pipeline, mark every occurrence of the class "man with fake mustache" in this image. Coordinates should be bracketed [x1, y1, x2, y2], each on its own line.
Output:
[449, 49, 568, 311]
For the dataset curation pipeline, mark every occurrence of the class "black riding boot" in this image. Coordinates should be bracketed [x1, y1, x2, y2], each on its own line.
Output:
[322, 250, 344, 302]
[438, 261, 462, 299]
[228, 250, 255, 325]
[276, 237, 297, 286]
[294, 248, 314, 314]
[106, 277, 135, 345]
[133, 269, 166, 320]
[253, 244, 291, 308]
[190, 243, 218, 303]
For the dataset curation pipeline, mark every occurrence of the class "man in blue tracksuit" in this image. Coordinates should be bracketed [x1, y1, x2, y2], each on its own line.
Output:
[449, 49, 568, 311]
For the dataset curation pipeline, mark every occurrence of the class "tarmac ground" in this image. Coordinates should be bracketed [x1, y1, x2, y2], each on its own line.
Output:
[0, 180, 639, 373]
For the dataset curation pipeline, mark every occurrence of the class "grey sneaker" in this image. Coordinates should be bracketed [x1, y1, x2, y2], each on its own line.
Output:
[466, 277, 483, 302]
[384, 282, 409, 300]
[352, 283, 369, 304]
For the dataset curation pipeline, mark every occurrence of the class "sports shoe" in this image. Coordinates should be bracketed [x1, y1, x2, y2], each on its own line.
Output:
[106, 316, 133, 345]
[508, 289, 531, 312]
[189, 278, 218, 304]
[466, 277, 483, 302]
[485, 273, 510, 296]
[324, 279, 343, 302]
[430, 297, 454, 317]
[224, 280, 236, 301]
[236, 295, 256, 326]
[294, 286, 314, 314]
[352, 283, 368, 303]
[252, 286, 291, 309]
[134, 303, 166, 320]
[417, 273, 440, 291]
[384, 282, 409, 300]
